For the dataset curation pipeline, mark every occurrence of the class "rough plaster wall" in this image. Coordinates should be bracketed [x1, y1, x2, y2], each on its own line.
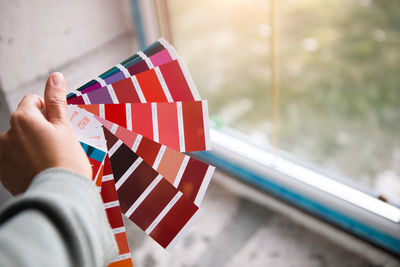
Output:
[0, 0, 137, 204]
[0, 0, 136, 111]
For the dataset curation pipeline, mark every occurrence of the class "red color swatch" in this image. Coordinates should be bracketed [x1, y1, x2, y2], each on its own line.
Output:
[103, 155, 114, 176]
[159, 60, 194, 101]
[136, 137, 161, 166]
[136, 70, 168, 102]
[182, 101, 205, 151]
[127, 60, 149, 76]
[157, 102, 179, 150]
[149, 195, 198, 248]
[81, 101, 208, 152]
[105, 206, 124, 229]
[129, 178, 176, 231]
[115, 162, 158, 213]
[131, 103, 153, 140]
[177, 158, 209, 203]
[105, 104, 127, 129]
[100, 180, 119, 203]
[67, 95, 84, 105]
[113, 78, 141, 103]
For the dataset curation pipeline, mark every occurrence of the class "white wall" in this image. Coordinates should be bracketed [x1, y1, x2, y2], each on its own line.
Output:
[0, 0, 137, 112]
[0, 0, 138, 203]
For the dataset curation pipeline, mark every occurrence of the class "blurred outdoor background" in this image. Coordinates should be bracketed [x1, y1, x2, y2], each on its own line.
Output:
[168, 0, 400, 204]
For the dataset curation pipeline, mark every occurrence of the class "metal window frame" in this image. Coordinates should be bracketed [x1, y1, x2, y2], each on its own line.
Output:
[192, 128, 400, 256]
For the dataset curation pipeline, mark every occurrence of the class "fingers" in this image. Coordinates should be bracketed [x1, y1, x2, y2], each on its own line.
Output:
[0, 131, 32, 195]
[17, 94, 44, 112]
[12, 94, 46, 128]
[44, 72, 68, 124]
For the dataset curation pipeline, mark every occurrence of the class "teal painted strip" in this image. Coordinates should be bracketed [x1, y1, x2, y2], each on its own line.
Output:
[99, 67, 121, 79]
[124, 56, 143, 68]
[75, 80, 97, 93]
[192, 151, 400, 256]
[121, 54, 141, 66]
[80, 142, 106, 163]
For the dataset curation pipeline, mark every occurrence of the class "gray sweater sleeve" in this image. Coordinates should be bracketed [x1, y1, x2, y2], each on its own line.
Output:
[0, 168, 118, 267]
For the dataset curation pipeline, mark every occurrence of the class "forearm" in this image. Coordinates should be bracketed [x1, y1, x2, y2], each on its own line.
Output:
[0, 168, 117, 267]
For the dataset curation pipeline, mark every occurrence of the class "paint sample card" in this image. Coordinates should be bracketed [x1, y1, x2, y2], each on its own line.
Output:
[80, 141, 107, 189]
[101, 155, 133, 267]
[67, 59, 200, 105]
[69, 105, 106, 150]
[97, 116, 215, 206]
[67, 38, 215, 251]
[75, 101, 210, 152]
[80, 141, 133, 266]
[67, 38, 177, 100]
[104, 127, 201, 249]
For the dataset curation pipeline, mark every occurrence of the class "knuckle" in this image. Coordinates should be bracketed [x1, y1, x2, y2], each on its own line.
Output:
[50, 94, 67, 106]
[22, 94, 37, 103]
[10, 110, 30, 126]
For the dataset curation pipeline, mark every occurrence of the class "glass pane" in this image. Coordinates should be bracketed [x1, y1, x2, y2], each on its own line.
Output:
[277, 0, 400, 204]
[168, 0, 400, 205]
[169, 0, 271, 146]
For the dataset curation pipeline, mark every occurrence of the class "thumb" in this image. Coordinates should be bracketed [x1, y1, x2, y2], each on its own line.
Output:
[44, 72, 68, 124]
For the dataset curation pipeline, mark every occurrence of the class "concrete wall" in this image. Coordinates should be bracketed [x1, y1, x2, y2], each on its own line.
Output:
[0, 0, 137, 113]
[0, 0, 138, 203]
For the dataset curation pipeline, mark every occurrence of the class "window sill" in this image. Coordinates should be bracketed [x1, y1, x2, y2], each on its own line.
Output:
[191, 128, 400, 257]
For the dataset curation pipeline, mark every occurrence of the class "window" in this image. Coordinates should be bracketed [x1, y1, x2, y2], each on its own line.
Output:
[166, 0, 400, 206]
[132, 0, 400, 256]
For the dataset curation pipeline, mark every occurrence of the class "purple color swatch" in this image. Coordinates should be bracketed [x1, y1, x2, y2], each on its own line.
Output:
[87, 87, 113, 104]
[104, 71, 126, 85]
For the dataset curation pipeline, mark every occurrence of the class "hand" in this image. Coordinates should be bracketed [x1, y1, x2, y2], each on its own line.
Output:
[0, 72, 92, 195]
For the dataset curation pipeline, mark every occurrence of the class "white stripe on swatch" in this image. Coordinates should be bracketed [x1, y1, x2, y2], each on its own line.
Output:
[173, 155, 189, 187]
[137, 51, 154, 69]
[108, 139, 123, 157]
[102, 174, 114, 182]
[94, 76, 107, 87]
[124, 174, 163, 218]
[194, 165, 215, 206]
[126, 103, 132, 131]
[151, 103, 159, 142]
[107, 85, 119, 104]
[131, 135, 142, 152]
[115, 63, 131, 78]
[145, 192, 182, 235]
[131, 76, 146, 103]
[155, 67, 173, 102]
[177, 102, 185, 152]
[82, 94, 91, 104]
[112, 227, 125, 234]
[115, 158, 143, 190]
[152, 145, 166, 170]
[103, 201, 119, 209]
[99, 104, 105, 119]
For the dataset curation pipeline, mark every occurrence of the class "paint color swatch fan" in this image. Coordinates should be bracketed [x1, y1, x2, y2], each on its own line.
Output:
[67, 38, 215, 267]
